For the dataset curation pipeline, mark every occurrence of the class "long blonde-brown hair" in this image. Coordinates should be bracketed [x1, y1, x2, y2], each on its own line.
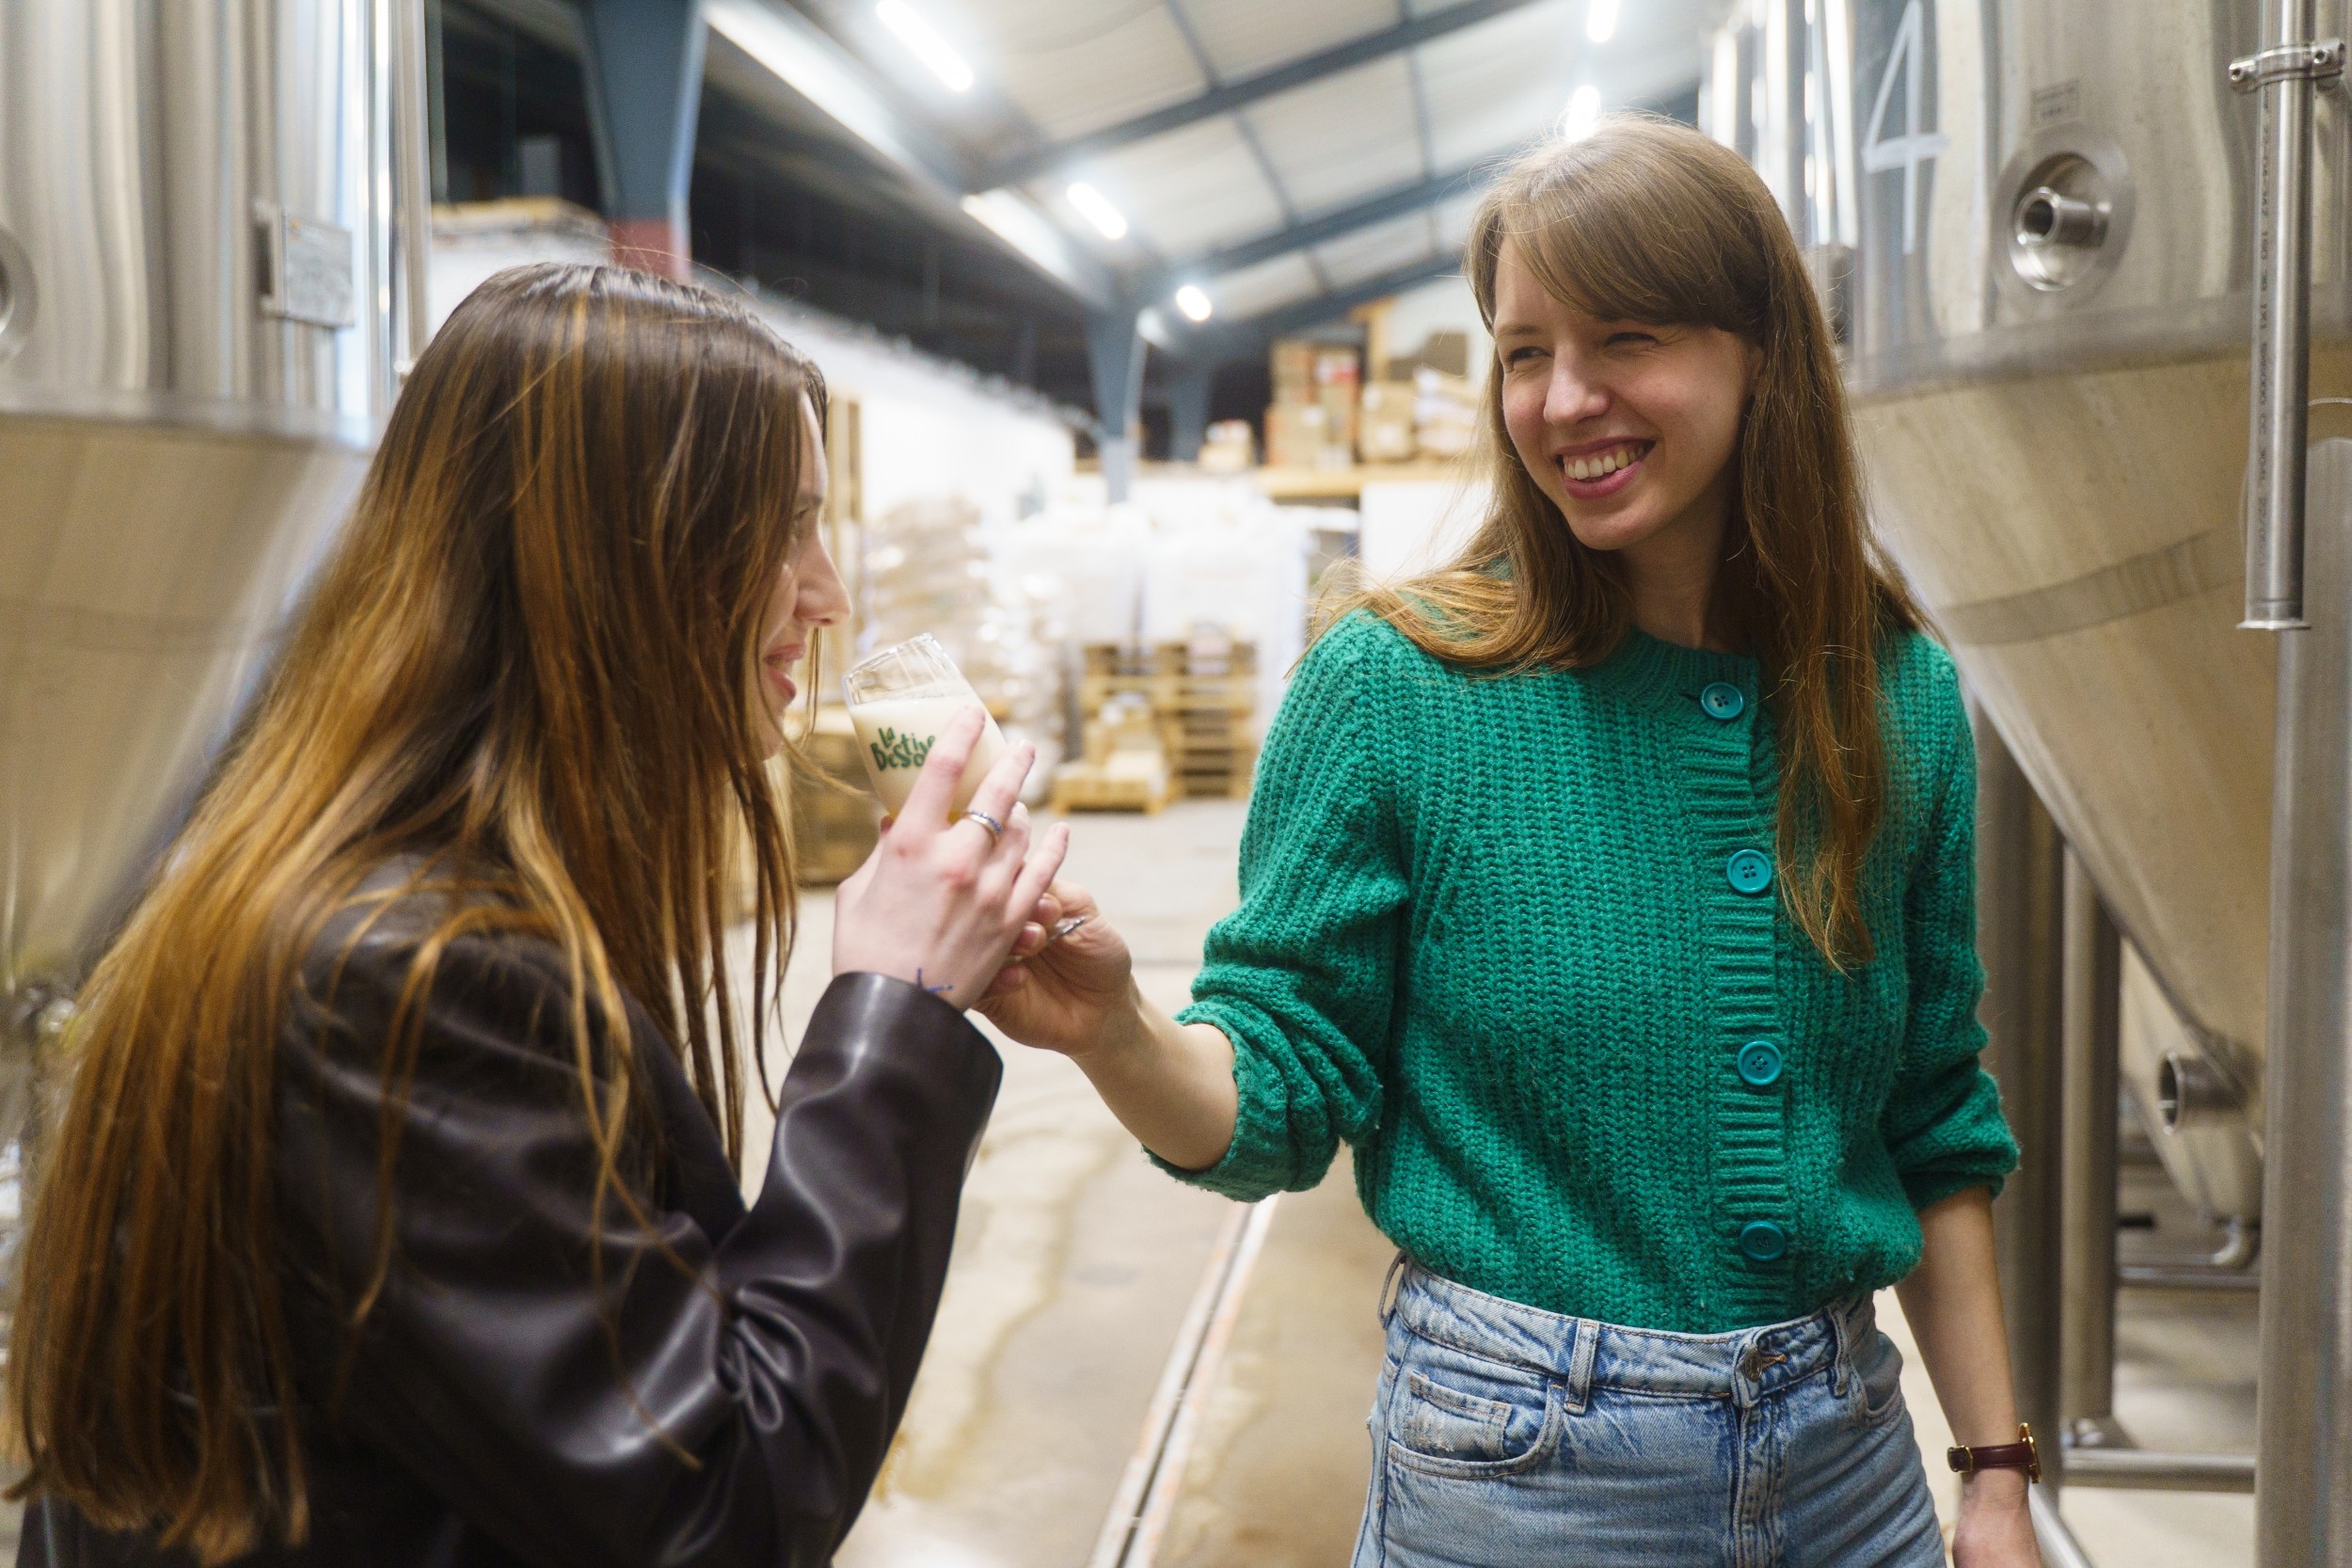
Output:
[7, 263, 822, 1559]
[1338, 116, 1925, 964]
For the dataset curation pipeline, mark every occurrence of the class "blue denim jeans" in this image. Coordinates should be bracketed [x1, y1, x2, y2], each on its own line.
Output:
[1352, 1261, 1946, 1567]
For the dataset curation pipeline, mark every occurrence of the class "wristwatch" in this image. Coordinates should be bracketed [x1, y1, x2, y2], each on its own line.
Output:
[1947, 1423, 2042, 1483]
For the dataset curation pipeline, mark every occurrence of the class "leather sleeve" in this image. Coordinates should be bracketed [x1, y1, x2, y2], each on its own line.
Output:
[273, 935, 1000, 1568]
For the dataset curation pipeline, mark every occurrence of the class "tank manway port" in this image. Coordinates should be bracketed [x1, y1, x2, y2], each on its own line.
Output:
[2017, 186, 2108, 250]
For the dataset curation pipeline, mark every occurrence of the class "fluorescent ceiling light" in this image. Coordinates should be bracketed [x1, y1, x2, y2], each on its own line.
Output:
[1585, 0, 1619, 43]
[1173, 284, 1214, 323]
[1066, 182, 1129, 241]
[1564, 85, 1602, 141]
[960, 190, 1096, 296]
[875, 0, 974, 92]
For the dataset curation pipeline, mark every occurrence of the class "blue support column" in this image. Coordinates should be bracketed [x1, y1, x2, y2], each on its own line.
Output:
[577, 0, 707, 277]
[1166, 361, 1214, 463]
[1087, 310, 1149, 503]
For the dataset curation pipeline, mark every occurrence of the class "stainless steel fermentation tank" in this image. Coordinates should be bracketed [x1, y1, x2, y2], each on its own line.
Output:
[1710, 0, 2289, 1230]
[1710, 0, 2352, 1559]
[0, 0, 430, 1284]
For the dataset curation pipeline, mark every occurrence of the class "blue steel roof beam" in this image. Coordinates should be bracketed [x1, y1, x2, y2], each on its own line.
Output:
[1154, 0, 1329, 297]
[578, 0, 707, 271]
[975, 0, 1551, 190]
[1175, 253, 1467, 360]
[1144, 161, 1487, 299]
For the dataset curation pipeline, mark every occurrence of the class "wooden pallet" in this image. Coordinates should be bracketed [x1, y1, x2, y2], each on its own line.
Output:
[1049, 759, 1172, 814]
[1173, 765, 1255, 800]
[1168, 729, 1258, 800]
[1081, 641, 1260, 679]
[1080, 672, 1256, 716]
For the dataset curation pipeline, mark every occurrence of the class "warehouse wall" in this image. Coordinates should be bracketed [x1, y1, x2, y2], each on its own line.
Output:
[428, 205, 1077, 533]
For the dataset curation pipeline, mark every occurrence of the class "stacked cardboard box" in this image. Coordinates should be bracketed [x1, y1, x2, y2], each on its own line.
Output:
[1199, 418, 1255, 473]
[1359, 380, 1418, 463]
[1311, 344, 1360, 465]
[1383, 329, 1471, 382]
[1414, 367, 1480, 459]
[1263, 403, 1330, 468]
[1264, 338, 1360, 468]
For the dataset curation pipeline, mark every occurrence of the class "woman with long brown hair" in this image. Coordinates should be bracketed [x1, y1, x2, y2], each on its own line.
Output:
[988, 119, 2041, 1564]
[8, 261, 1067, 1566]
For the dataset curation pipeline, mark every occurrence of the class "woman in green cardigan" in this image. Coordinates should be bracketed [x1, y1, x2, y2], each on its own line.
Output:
[987, 117, 2040, 1566]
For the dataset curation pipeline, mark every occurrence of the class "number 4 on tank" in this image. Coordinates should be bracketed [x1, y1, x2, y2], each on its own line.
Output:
[1861, 0, 1947, 256]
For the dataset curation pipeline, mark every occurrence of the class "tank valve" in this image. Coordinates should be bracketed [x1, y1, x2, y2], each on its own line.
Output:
[2156, 1052, 2243, 1133]
[2015, 186, 2107, 250]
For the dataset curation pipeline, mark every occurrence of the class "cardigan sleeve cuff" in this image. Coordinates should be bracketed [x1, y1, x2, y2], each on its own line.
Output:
[1144, 1002, 1304, 1202]
[1902, 1165, 2009, 1212]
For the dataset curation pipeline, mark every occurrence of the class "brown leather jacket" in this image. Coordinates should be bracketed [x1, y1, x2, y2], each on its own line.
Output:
[19, 879, 1001, 1567]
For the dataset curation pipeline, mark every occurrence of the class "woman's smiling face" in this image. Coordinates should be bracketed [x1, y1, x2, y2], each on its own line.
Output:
[752, 396, 849, 757]
[1492, 240, 1754, 560]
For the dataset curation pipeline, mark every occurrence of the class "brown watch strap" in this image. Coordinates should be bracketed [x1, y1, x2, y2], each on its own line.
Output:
[1947, 1423, 2042, 1483]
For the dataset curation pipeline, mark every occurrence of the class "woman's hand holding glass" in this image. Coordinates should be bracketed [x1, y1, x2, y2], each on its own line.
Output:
[832, 705, 1070, 1009]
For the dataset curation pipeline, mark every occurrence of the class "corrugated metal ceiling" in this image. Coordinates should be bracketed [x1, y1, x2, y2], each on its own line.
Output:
[817, 0, 1727, 326]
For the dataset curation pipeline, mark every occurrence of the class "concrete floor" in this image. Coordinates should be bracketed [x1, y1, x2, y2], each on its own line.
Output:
[0, 800, 2258, 1565]
[772, 800, 2262, 1568]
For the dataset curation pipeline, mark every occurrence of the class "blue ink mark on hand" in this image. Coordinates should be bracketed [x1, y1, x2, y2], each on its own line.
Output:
[914, 967, 952, 997]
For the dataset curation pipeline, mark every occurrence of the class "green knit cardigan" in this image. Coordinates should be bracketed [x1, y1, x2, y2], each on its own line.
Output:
[1167, 610, 2018, 1333]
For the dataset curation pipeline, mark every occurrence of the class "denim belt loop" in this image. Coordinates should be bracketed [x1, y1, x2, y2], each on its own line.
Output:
[1827, 1294, 1858, 1399]
[1562, 1316, 1599, 1415]
[1378, 1249, 1410, 1327]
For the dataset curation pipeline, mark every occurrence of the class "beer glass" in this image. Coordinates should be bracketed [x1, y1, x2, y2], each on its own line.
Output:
[840, 634, 1009, 816]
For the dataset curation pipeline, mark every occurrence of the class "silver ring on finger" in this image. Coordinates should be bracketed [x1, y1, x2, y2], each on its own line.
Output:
[963, 810, 1006, 844]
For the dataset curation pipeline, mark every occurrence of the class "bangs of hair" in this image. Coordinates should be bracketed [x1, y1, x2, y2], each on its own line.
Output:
[1472, 120, 1773, 340]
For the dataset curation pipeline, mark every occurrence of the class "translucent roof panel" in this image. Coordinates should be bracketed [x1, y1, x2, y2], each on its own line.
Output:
[1433, 190, 1482, 250]
[1312, 211, 1440, 288]
[1198, 251, 1323, 319]
[1418, 1, 1722, 167]
[1173, 0, 1403, 82]
[1241, 56, 1426, 215]
[1051, 117, 1291, 259]
[1415, 0, 1587, 168]
[966, 0, 1211, 141]
[787, 0, 1719, 322]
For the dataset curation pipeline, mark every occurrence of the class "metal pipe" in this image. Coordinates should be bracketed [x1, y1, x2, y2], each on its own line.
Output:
[2254, 437, 2352, 1565]
[2030, 1491, 2096, 1568]
[2063, 1448, 2257, 1495]
[2058, 851, 2123, 1443]
[2233, 4, 2340, 629]
[2156, 1051, 2247, 1132]
[2016, 188, 2108, 250]
[388, 0, 436, 383]
[1973, 710, 2068, 1486]
[2118, 1264, 2262, 1291]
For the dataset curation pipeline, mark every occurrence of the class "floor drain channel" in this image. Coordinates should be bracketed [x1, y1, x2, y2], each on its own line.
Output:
[1085, 1196, 1280, 1568]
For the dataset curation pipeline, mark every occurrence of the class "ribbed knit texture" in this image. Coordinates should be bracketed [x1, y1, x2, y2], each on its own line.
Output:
[1168, 610, 2018, 1333]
